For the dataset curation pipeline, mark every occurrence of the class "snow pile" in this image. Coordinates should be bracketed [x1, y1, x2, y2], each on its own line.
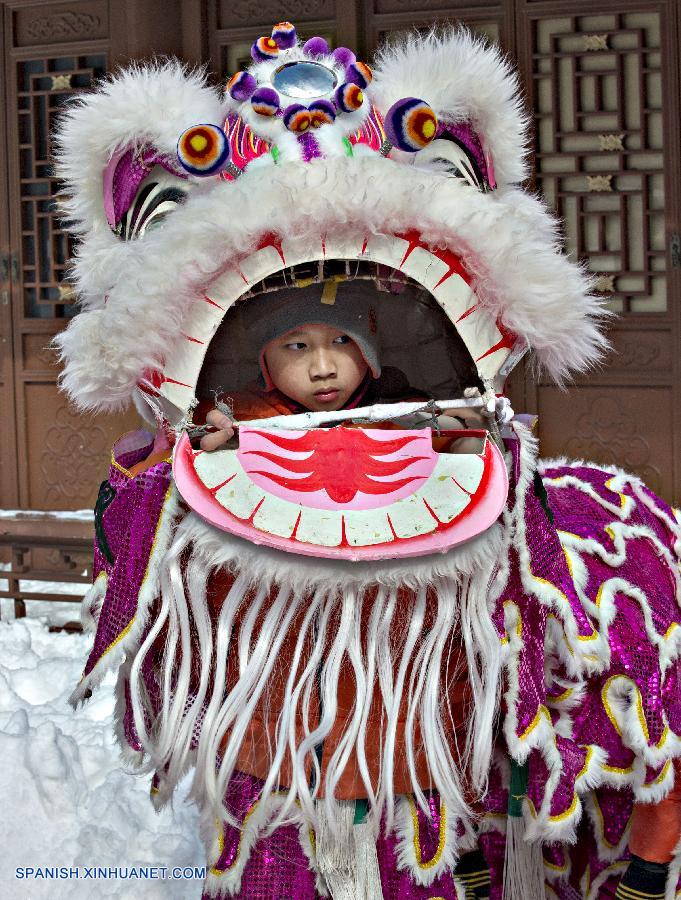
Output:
[0, 616, 203, 899]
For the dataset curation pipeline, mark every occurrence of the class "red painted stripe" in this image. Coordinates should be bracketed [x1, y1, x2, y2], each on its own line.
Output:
[475, 334, 515, 362]
[456, 303, 480, 323]
[209, 472, 237, 496]
[202, 295, 225, 310]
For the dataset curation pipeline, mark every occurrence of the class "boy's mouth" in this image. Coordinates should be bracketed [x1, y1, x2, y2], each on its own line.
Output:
[314, 388, 340, 402]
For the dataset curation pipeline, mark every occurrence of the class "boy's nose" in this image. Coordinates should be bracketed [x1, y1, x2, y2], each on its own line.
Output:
[309, 349, 336, 379]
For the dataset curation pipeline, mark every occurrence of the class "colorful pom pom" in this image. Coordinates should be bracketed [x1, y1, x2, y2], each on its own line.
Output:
[331, 46, 356, 68]
[309, 99, 336, 128]
[227, 70, 257, 102]
[303, 36, 329, 57]
[177, 124, 230, 175]
[283, 103, 312, 133]
[346, 61, 372, 89]
[251, 87, 280, 116]
[251, 36, 279, 62]
[271, 21, 297, 49]
[384, 97, 438, 152]
[334, 82, 364, 113]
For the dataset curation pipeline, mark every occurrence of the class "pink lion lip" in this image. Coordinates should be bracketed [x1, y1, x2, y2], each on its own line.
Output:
[173, 426, 510, 560]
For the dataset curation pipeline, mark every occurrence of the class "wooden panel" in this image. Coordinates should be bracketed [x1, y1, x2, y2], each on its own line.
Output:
[375, 0, 501, 13]
[216, 0, 335, 30]
[22, 381, 139, 509]
[12, 0, 108, 47]
[364, 5, 506, 53]
[530, 11, 667, 313]
[536, 384, 671, 499]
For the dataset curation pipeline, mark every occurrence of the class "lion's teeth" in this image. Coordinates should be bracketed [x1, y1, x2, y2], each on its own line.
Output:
[344, 508, 394, 546]
[252, 493, 301, 539]
[362, 234, 410, 270]
[400, 246, 449, 292]
[279, 235, 323, 268]
[238, 245, 284, 286]
[295, 507, 343, 546]
[215, 471, 265, 519]
[193, 449, 239, 489]
[205, 268, 245, 308]
[418, 475, 470, 523]
[387, 495, 438, 538]
[431, 274, 476, 323]
[323, 234, 367, 260]
[438, 453, 485, 494]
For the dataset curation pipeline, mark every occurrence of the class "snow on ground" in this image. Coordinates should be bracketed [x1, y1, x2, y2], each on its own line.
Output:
[0, 585, 204, 900]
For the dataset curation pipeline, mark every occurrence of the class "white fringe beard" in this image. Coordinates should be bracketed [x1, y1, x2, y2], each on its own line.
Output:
[127, 511, 507, 851]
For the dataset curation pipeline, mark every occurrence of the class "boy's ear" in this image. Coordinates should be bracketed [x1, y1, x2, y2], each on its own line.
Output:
[54, 59, 226, 235]
[371, 28, 529, 187]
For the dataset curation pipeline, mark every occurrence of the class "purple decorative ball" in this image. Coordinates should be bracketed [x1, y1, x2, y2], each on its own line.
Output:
[345, 61, 373, 89]
[331, 46, 356, 68]
[271, 21, 297, 49]
[227, 70, 256, 102]
[303, 36, 329, 58]
[251, 87, 280, 117]
[283, 103, 312, 133]
[334, 82, 364, 113]
[309, 98, 337, 127]
[251, 36, 280, 62]
[384, 97, 438, 152]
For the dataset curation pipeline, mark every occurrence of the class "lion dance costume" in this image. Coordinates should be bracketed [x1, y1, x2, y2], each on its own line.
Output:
[55, 23, 681, 899]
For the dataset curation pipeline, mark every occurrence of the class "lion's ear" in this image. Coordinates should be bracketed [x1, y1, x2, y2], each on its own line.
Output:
[54, 59, 226, 234]
[371, 28, 529, 188]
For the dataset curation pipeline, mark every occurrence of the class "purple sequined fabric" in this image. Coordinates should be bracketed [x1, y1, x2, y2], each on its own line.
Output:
[81, 430, 172, 686]
[82, 429, 681, 898]
[204, 773, 462, 899]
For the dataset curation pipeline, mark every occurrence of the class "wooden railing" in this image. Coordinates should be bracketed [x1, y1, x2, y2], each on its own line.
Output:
[0, 511, 93, 630]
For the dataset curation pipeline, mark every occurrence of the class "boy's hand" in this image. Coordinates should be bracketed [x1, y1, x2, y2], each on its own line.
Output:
[200, 410, 236, 451]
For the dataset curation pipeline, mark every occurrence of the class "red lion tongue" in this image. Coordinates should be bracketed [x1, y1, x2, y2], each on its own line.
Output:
[242, 428, 428, 503]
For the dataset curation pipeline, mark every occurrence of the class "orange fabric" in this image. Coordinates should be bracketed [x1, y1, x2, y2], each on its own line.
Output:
[629, 758, 681, 862]
[194, 387, 297, 424]
[127, 447, 172, 477]
[205, 572, 473, 801]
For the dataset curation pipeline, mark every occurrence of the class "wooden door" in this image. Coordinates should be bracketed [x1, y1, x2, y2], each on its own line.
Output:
[0, 0, 183, 511]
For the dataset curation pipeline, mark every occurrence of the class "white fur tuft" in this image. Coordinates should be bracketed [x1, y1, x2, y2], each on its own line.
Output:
[372, 27, 530, 186]
[53, 59, 225, 235]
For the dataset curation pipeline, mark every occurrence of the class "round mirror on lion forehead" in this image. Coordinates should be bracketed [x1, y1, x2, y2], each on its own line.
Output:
[271, 61, 338, 99]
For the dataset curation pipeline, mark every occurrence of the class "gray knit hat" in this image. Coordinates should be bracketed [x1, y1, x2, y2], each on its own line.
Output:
[244, 279, 381, 390]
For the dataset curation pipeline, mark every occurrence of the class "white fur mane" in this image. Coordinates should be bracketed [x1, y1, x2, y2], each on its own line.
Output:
[127, 512, 506, 867]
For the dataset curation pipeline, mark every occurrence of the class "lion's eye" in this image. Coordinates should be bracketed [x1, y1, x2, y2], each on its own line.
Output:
[414, 138, 488, 192]
[116, 183, 187, 240]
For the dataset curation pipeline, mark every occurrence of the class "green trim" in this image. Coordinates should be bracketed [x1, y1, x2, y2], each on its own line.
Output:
[342, 137, 354, 157]
[507, 758, 528, 817]
[94, 480, 117, 565]
[271, 145, 280, 164]
[353, 797, 368, 825]
[533, 470, 554, 525]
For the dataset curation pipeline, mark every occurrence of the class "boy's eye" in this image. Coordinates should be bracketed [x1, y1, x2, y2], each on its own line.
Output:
[285, 342, 307, 350]
[333, 335, 350, 344]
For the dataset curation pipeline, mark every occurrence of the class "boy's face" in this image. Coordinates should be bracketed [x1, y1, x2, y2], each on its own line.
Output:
[263, 323, 369, 411]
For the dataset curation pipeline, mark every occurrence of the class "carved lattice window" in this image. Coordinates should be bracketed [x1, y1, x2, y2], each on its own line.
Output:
[533, 13, 665, 313]
[16, 54, 106, 320]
